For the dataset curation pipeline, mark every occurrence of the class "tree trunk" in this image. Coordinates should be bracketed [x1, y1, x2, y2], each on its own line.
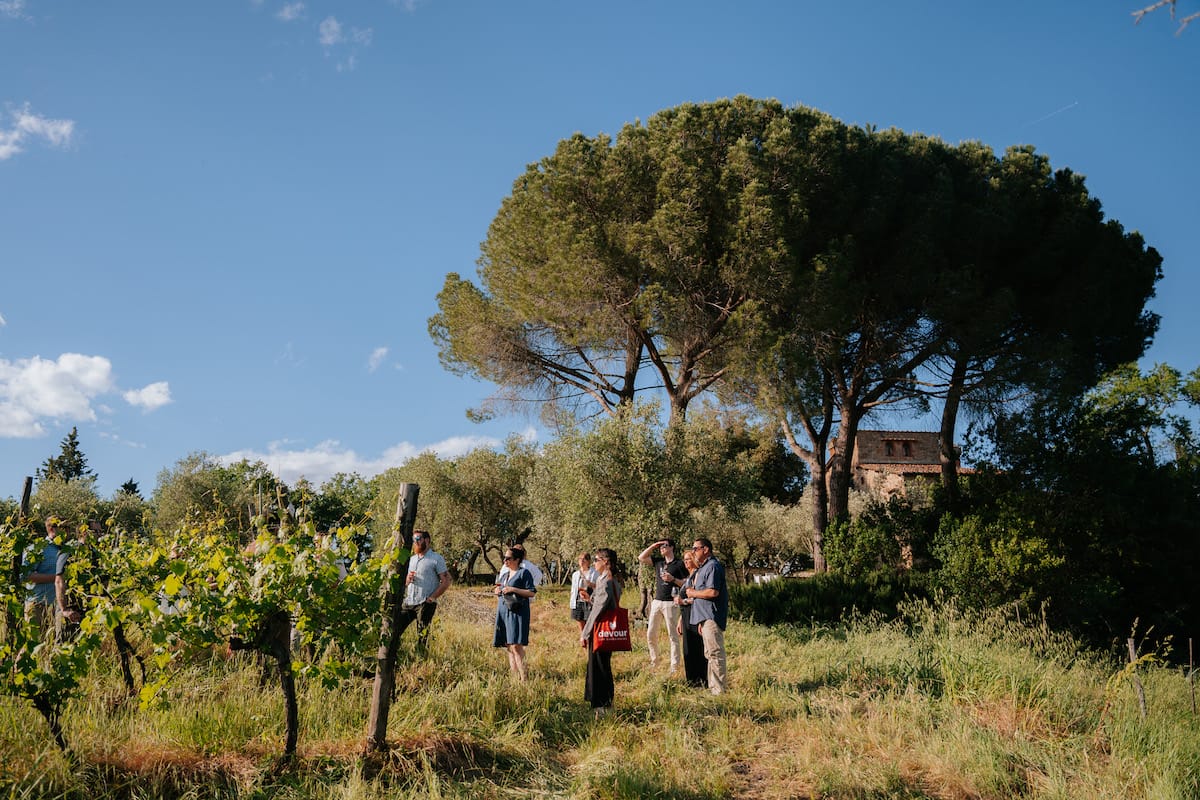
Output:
[230, 609, 298, 759]
[366, 483, 419, 752]
[267, 611, 299, 760]
[478, 537, 499, 577]
[808, 458, 830, 573]
[780, 412, 831, 574]
[939, 356, 968, 507]
[464, 550, 479, 584]
[31, 693, 71, 756]
[113, 621, 145, 698]
[827, 412, 862, 530]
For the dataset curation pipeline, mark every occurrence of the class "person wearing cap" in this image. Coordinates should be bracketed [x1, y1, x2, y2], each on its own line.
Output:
[396, 529, 451, 653]
[637, 538, 689, 672]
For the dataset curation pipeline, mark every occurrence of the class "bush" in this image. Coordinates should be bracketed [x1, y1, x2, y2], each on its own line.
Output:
[930, 512, 1065, 611]
[731, 569, 930, 627]
[823, 495, 940, 574]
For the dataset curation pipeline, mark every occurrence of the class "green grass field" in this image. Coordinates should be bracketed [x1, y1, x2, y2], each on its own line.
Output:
[0, 586, 1196, 799]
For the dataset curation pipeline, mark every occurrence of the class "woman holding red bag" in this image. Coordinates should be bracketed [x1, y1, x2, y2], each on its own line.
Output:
[580, 547, 626, 716]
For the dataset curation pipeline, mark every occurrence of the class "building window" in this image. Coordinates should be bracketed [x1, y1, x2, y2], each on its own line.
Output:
[902, 441, 913, 458]
[885, 441, 895, 457]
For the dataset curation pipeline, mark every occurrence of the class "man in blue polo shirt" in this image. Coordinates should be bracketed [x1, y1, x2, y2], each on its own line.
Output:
[684, 537, 728, 695]
[24, 519, 83, 641]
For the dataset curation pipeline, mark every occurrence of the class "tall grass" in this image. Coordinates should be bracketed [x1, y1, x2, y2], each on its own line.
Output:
[0, 586, 1196, 798]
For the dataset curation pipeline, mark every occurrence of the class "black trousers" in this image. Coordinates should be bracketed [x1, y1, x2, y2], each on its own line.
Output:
[682, 623, 708, 687]
[396, 601, 438, 651]
[585, 643, 614, 708]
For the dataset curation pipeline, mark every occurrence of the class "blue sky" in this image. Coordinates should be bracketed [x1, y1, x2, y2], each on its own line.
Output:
[1, 1, 1197, 497]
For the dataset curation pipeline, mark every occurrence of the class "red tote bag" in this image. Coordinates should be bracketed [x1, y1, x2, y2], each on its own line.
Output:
[591, 605, 632, 652]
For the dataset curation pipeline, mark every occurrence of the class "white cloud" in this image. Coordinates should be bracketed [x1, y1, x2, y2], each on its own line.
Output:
[123, 381, 172, 412]
[0, 354, 114, 437]
[318, 15, 371, 71]
[0, 311, 6, 326]
[367, 346, 388, 372]
[0, 0, 27, 19]
[318, 15, 343, 46]
[0, 103, 76, 161]
[217, 431, 539, 487]
[276, 2, 303, 21]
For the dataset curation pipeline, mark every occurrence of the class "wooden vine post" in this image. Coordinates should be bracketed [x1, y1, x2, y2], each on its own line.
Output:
[1190, 638, 1196, 715]
[366, 482, 419, 752]
[5, 477, 33, 640]
[1127, 638, 1148, 721]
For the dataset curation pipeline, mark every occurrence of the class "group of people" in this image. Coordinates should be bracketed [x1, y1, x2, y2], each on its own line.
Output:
[568, 537, 729, 714]
[399, 528, 730, 715]
[637, 538, 728, 696]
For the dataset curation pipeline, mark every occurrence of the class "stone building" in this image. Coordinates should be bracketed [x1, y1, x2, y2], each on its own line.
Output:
[844, 430, 971, 499]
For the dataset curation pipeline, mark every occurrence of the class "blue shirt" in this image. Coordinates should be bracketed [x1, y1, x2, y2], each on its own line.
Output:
[690, 556, 728, 630]
[26, 540, 65, 606]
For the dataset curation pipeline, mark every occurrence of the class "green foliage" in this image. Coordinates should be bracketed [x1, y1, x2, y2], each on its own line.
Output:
[432, 96, 829, 425]
[526, 404, 764, 568]
[954, 370, 1200, 646]
[820, 494, 939, 575]
[731, 570, 929, 627]
[30, 475, 101, 529]
[302, 472, 377, 532]
[369, 439, 534, 581]
[151, 453, 287, 533]
[0, 515, 106, 751]
[691, 497, 813, 581]
[1086, 362, 1200, 464]
[931, 513, 1066, 610]
[36, 426, 94, 483]
[823, 516, 902, 575]
[99, 486, 150, 538]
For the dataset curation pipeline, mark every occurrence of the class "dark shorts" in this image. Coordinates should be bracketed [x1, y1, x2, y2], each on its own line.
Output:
[570, 602, 590, 622]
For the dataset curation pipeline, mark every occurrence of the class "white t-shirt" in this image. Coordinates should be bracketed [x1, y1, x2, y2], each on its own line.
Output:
[404, 550, 449, 606]
[569, 567, 599, 609]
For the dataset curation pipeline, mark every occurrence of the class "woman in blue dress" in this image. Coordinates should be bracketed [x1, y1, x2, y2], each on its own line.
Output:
[493, 548, 537, 681]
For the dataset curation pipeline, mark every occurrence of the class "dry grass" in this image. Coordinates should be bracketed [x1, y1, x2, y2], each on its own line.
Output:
[0, 586, 1196, 799]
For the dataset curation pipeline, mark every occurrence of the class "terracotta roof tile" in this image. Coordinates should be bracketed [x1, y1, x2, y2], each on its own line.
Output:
[856, 463, 977, 475]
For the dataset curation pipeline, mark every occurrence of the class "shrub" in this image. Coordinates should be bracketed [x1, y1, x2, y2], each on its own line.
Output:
[731, 569, 930, 627]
